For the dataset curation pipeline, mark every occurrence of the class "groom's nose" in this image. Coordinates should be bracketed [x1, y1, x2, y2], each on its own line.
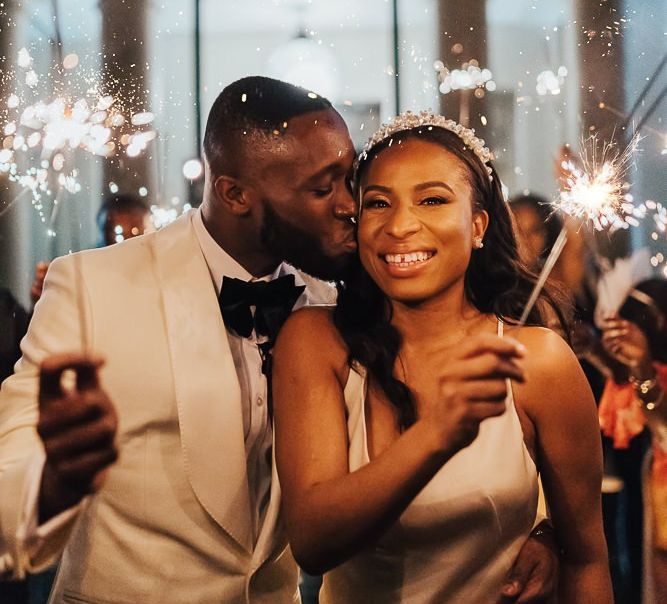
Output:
[333, 186, 356, 219]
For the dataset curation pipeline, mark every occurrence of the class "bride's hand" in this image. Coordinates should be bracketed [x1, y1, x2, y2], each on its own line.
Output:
[418, 334, 526, 456]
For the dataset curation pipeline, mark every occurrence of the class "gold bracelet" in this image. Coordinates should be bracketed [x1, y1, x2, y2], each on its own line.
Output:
[644, 390, 664, 412]
[629, 373, 658, 396]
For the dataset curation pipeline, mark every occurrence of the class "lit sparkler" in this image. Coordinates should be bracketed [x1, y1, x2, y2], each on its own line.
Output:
[0, 47, 156, 222]
[555, 133, 641, 231]
[518, 133, 642, 325]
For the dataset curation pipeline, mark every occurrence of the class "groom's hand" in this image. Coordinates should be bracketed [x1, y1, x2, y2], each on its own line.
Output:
[499, 520, 559, 603]
[37, 353, 118, 523]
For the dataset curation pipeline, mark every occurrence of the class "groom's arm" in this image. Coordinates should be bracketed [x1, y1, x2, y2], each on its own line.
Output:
[0, 255, 117, 578]
[500, 519, 559, 603]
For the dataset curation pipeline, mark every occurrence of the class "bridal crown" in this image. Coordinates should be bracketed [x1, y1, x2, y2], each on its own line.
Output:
[358, 110, 494, 180]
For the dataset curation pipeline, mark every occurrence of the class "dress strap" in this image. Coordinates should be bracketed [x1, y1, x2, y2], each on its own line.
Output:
[497, 319, 503, 337]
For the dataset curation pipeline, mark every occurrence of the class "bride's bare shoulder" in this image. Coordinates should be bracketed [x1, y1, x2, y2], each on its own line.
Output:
[504, 324, 572, 360]
[280, 306, 337, 337]
[275, 307, 349, 368]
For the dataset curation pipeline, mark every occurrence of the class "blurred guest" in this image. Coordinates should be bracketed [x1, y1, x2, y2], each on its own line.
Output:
[30, 195, 150, 305]
[0, 288, 29, 383]
[509, 193, 562, 273]
[600, 278, 667, 604]
[510, 194, 608, 383]
[96, 193, 151, 247]
[510, 191, 640, 599]
[0, 288, 29, 604]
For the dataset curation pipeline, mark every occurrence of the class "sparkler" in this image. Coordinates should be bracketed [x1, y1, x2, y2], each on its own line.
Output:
[518, 133, 641, 325]
[554, 133, 640, 231]
[0, 47, 156, 224]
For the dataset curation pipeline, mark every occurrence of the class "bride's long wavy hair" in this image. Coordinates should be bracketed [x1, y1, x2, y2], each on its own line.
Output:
[333, 126, 569, 431]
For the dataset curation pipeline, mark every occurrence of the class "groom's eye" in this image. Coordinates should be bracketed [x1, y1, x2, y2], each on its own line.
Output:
[312, 185, 333, 197]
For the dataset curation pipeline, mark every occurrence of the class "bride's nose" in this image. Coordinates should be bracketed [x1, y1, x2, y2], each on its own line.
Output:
[383, 202, 421, 239]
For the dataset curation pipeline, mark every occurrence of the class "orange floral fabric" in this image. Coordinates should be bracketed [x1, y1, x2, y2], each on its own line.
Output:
[599, 364, 667, 550]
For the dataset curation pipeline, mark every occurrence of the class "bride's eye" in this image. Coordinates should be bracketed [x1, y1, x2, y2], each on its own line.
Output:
[362, 198, 389, 209]
[420, 196, 447, 206]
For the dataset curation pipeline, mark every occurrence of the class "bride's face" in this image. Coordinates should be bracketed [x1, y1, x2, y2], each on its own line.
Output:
[358, 137, 488, 304]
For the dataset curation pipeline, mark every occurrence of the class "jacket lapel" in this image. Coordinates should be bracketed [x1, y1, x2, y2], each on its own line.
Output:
[250, 436, 286, 572]
[152, 212, 253, 552]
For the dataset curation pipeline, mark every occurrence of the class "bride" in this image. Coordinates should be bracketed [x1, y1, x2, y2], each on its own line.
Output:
[272, 111, 612, 603]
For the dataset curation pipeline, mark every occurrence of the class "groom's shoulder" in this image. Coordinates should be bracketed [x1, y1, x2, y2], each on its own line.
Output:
[72, 229, 156, 273]
[80, 209, 193, 267]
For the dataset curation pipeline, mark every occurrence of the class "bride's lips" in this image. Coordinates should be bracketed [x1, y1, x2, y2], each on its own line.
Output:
[379, 250, 436, 277]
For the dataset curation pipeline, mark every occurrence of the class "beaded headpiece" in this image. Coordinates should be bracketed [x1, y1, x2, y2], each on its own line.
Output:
[358, 110, 495, 180]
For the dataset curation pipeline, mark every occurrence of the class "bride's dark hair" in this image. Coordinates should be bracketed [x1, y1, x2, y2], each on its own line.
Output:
[333, 126, 569, 431]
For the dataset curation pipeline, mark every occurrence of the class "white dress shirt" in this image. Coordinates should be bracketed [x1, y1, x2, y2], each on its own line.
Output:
[193, 208, 306, 542]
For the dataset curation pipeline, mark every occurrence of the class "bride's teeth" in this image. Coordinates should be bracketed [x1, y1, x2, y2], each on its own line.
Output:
[384, 251, 432, 265]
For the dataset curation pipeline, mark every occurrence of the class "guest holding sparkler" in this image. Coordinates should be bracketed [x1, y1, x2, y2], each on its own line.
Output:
[600, 278, 667, 604]
[273, 111, 612, 603]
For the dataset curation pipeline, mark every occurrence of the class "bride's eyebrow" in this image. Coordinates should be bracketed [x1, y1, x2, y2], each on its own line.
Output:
[414, 181, 454, 194]
[362, 184, 392, 195]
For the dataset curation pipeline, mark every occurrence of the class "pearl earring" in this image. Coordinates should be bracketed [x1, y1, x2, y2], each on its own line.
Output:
[474, 236, 484, 249]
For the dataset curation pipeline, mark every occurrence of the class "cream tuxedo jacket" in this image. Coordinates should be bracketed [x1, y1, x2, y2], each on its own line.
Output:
[0, 211, 334, 603]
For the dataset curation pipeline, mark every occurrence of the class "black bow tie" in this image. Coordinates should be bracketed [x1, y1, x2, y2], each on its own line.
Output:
[218, 274, 305, 341]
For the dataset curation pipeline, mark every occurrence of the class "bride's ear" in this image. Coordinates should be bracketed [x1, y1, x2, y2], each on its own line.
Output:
[472, 209, 489, 241]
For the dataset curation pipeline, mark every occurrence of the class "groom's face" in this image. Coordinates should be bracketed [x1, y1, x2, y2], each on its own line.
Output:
[249, 109, 358, 281]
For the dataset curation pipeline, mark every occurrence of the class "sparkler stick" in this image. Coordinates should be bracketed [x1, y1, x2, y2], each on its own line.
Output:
[518, 132, 641, 326]
[0, 187, 30, 219]
[622, 52, 667, 133]
[518, 227, 568, 326]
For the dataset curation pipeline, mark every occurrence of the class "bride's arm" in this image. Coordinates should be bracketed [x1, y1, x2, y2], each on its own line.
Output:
[512, 327, 613, 604]
[273, 307, 523, 575]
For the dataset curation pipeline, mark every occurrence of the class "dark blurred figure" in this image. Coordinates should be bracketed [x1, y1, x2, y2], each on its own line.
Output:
[600, 279, 667, 604]
[0, 288, 29, 383]
[509, 192, 646, 600]
[96, 193, 151, 247]
[510, 193, 563, 273]
[0, 290, 29, 603]
[30, 195, 150, 305]
[510, 193, 605, 381]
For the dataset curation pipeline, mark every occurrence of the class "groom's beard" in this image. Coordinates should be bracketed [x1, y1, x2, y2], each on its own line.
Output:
[260, 201, 353, 282]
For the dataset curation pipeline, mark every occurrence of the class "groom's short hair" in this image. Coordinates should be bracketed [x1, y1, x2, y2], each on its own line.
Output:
[203, 76, 332, 177]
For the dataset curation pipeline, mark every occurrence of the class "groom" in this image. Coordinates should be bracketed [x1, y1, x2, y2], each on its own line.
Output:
[0, 77, 556, 603]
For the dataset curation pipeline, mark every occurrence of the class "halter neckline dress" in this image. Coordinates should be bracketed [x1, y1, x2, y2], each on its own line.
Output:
[320, 321, 539, 603]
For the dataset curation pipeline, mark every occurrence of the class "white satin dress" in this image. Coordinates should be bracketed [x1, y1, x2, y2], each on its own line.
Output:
[320, 321, 539, 603]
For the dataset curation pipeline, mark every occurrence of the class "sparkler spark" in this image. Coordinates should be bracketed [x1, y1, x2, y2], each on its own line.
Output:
[0, 47, 156, 222]
[518, 132, 643, 326]
[554, 133, 641, 231]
